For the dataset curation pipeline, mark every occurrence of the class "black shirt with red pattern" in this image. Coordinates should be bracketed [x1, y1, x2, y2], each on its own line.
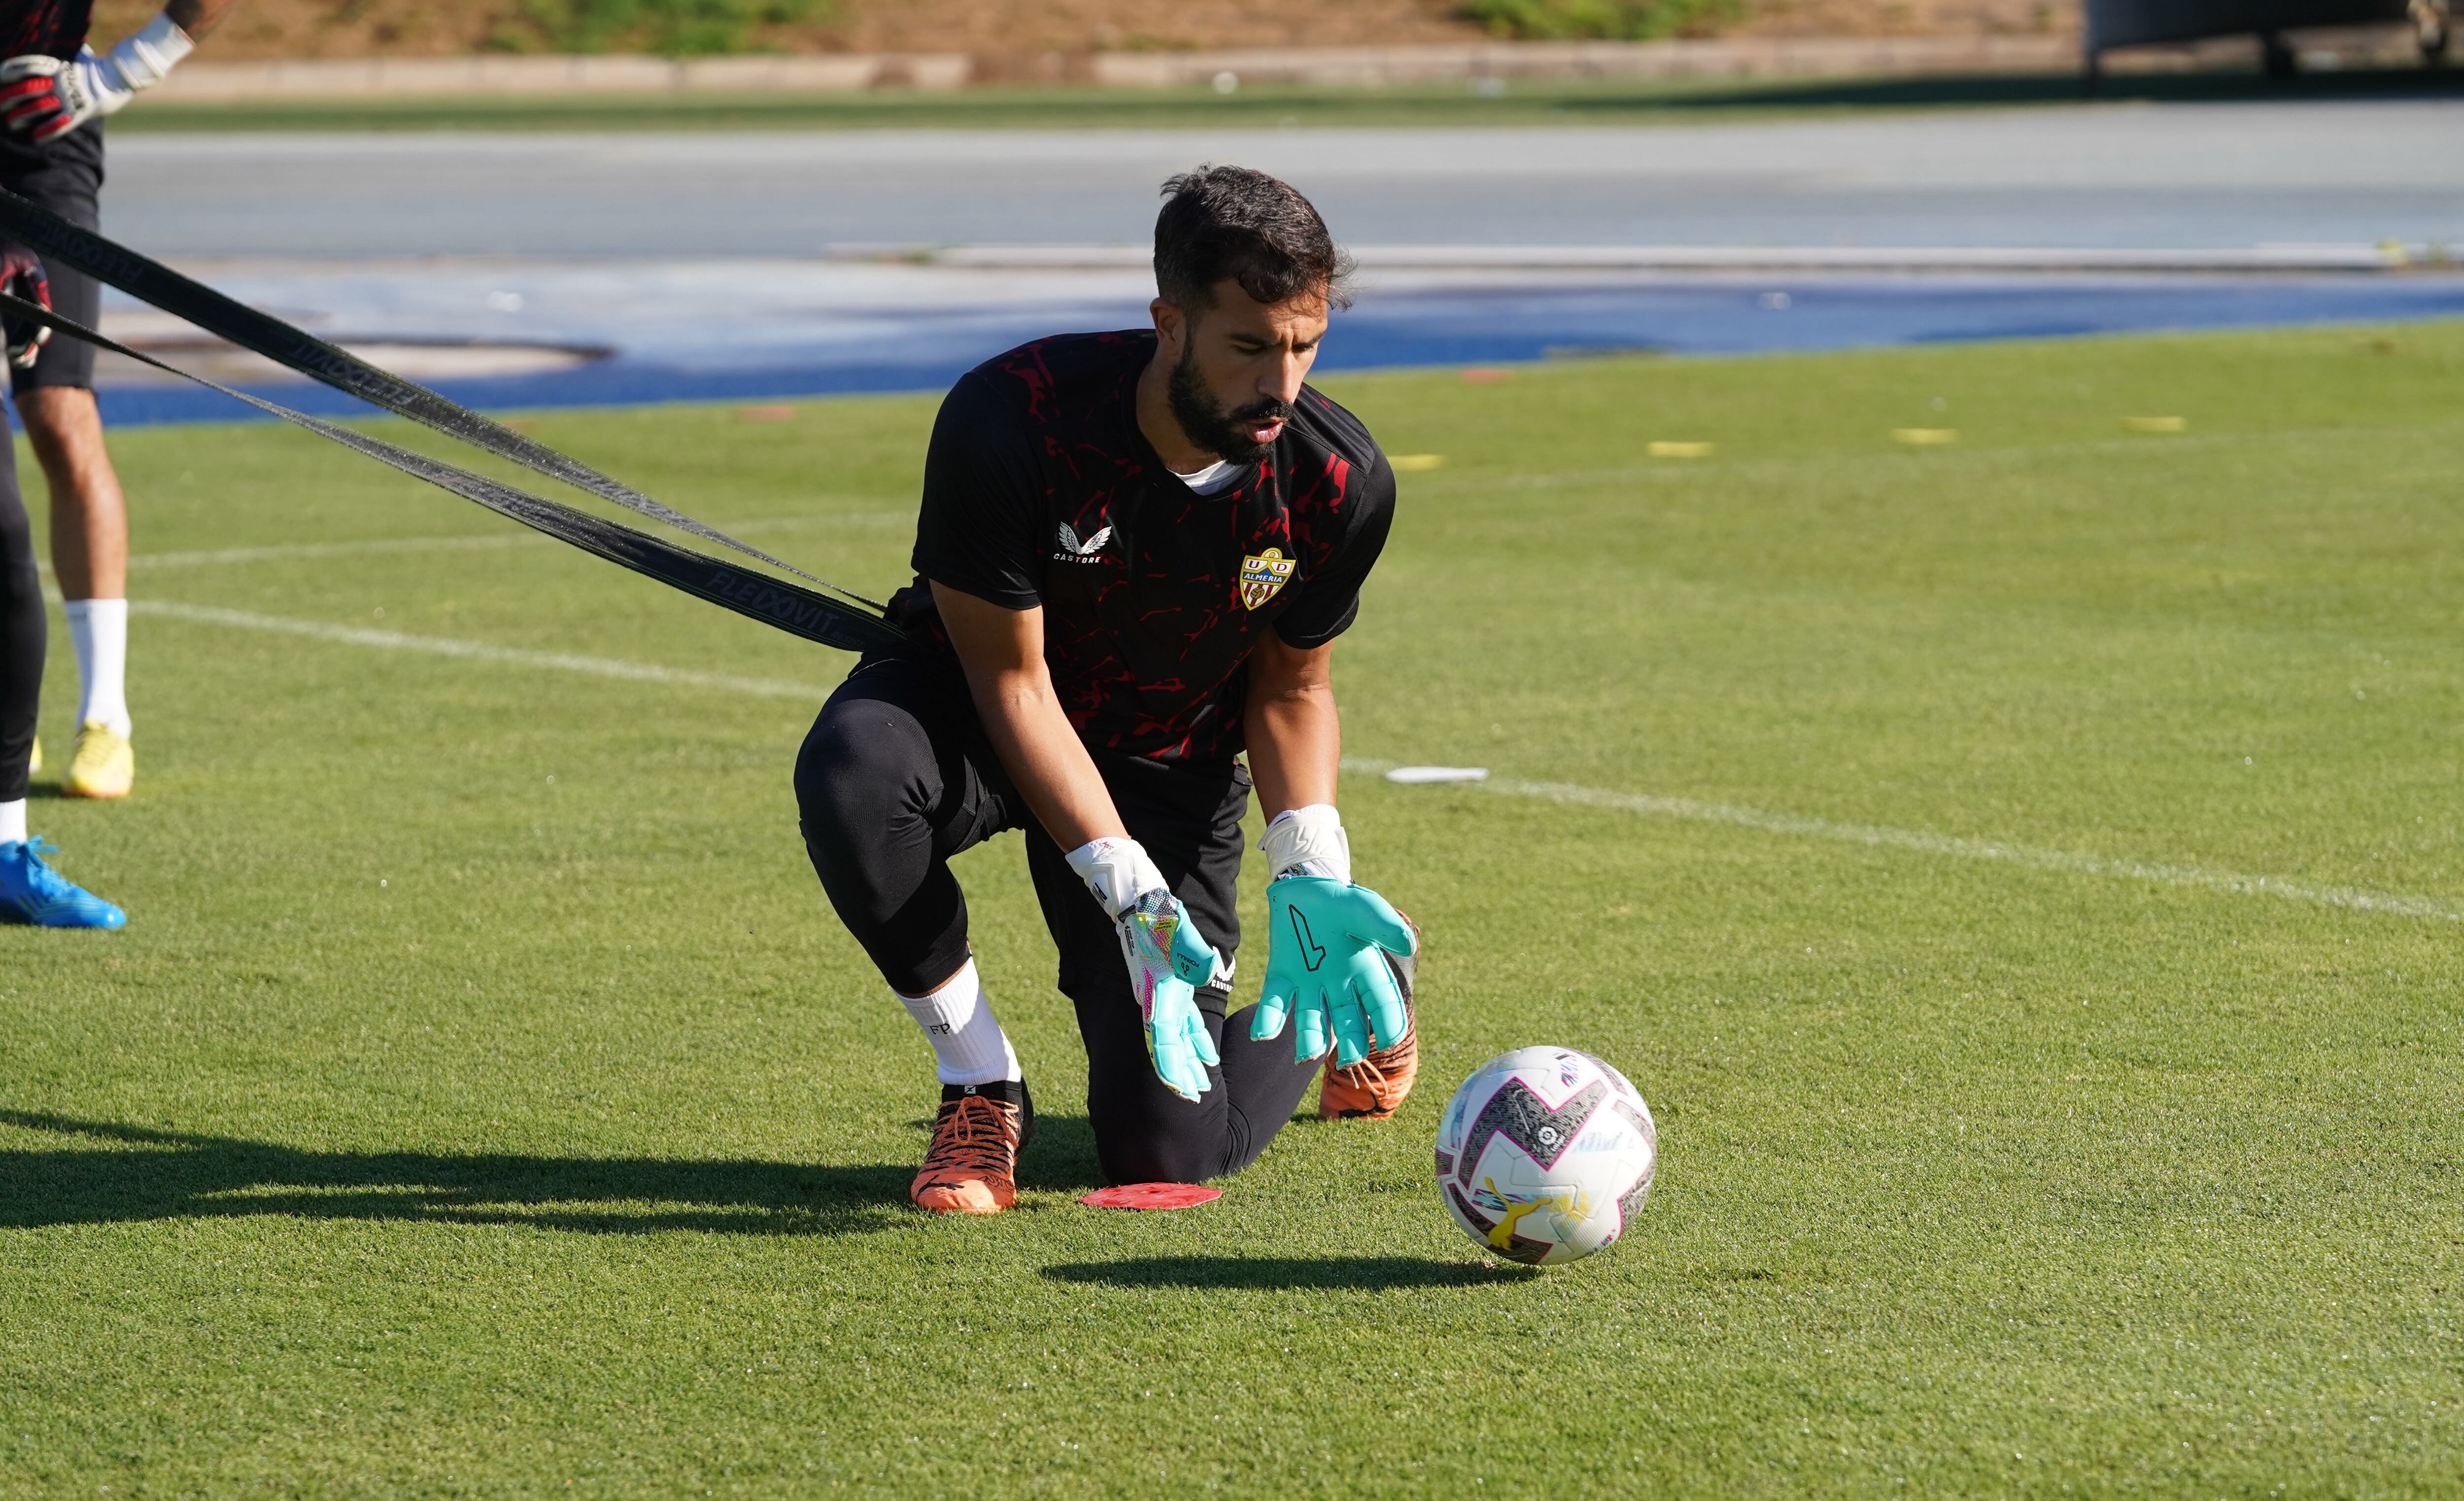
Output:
[3, 0, 94, 60]
[901, 329, 1396, 770]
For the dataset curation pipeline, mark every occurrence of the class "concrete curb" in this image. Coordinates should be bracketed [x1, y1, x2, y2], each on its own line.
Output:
[147, 35, 2087, 102]
[149, 53, 973, 100]
[1088, 35, 2077, 86]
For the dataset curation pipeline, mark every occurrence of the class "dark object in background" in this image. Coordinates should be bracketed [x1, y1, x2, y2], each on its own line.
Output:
[2085, 0, 2445, 83]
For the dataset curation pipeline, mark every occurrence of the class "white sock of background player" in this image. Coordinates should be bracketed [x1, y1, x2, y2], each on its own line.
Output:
[894, 957, 1021, 1086]
[63, 599, 131, 738]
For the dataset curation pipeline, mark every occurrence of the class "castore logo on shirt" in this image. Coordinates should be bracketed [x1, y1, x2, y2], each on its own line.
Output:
[1054, 521, 1112, 563]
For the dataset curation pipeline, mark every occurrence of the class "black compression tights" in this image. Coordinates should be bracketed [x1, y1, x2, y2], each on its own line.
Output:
[0, 422, 42, 806]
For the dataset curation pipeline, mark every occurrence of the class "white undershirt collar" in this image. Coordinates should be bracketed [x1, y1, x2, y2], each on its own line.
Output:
[1171, 458, 1244, 496]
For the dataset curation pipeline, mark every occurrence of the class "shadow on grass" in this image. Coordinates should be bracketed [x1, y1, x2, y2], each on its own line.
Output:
[1042, 1256, 1531, 1290]
[0, 1108, 1098, 1236]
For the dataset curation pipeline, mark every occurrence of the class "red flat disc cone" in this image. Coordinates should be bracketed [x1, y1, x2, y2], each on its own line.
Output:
[1080, 1183, 1222, 1210]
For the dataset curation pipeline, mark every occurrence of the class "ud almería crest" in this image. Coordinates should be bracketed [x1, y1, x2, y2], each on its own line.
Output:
[1238, 548, 1297, 610]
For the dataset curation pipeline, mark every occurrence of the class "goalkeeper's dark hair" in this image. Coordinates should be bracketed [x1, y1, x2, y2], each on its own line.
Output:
[1154, 165, 1353, 314]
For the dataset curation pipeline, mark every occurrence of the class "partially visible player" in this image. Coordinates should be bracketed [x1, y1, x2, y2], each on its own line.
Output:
[1, 0, 239, 799]
[796, 166, 1418, 1215]
[0, 245, 123, 927]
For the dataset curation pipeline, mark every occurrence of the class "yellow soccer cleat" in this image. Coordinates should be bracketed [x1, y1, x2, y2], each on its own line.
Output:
[26, 737, 40, 778]
[63, 721, 133, 800]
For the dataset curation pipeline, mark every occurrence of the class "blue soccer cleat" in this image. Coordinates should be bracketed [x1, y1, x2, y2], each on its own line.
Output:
[0, 838, 127, 929]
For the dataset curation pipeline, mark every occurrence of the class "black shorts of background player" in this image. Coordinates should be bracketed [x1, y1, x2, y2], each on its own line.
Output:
[795, 165, 1410, 1215]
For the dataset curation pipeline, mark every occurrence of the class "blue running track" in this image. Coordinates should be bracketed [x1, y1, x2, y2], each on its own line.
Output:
[85, 273, 2464, 429]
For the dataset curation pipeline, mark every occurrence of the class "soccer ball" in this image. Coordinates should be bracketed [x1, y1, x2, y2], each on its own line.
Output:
[1434, 1046, 1658, 1266]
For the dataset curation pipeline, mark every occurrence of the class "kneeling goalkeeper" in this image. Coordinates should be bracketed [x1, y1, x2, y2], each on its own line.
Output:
[796, 165, 1418, 1214]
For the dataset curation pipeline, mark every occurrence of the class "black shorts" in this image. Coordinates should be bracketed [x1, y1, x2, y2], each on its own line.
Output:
[0, 121, 103, 395]
[794, 650, 1320, 1184]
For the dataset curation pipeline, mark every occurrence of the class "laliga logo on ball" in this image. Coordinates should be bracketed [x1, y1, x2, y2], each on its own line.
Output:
[1434, 1047, 1657, 1266]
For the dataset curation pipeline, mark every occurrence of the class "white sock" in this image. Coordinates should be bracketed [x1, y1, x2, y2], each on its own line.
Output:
[63, 599, 131, 738]
[0, 799, 23, 845]
[894, 957, 1021, 1087]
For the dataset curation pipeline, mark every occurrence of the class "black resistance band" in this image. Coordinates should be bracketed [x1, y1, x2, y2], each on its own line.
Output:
[0, 186, 900, 646]
[0, 290, 902, 656]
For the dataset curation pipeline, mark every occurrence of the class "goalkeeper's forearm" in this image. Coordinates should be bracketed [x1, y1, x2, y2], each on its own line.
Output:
[1244, 631, 1340, 819]
[932, 580, 1128, 850]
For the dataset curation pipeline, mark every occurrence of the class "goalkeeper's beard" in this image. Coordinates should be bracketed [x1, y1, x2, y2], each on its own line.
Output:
[1166, 341, 1293, 466]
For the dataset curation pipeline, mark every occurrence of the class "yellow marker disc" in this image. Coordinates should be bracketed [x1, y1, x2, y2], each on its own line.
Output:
[2122, 416, 2187, 433]
[1647, 441, 1714, 459]
[1389, 453, 1447, 472]
[1892, 428, 1959, 446]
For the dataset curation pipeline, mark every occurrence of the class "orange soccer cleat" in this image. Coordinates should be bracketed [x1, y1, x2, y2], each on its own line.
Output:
[911, 1079, 1034, 1215]
[1319, 912, 1422, 1120]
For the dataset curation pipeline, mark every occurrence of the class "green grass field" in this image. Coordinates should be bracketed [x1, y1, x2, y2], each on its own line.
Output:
[5, 321, 2464, 1495]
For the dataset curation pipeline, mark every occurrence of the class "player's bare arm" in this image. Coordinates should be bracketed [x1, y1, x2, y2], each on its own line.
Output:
[929, 582, 1130, 851]
[1244, 631, 1341, 818]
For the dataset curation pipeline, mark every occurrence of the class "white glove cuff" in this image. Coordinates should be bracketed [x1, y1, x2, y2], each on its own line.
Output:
[1260, 804, 1350, 885]
[1064, 836, 1168, 918]
[104, 13, 192, 95]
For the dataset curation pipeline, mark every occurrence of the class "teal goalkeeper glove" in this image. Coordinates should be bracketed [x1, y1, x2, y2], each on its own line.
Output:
[1066, 837, 1221, 1102]
[1246, 806, 1417, 1067]
[1254, 876, 1416, 1067]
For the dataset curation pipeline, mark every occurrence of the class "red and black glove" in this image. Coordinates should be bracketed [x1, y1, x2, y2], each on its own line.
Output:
[2, 17, 194, 144]
[0, 51, 116, 145]
[0, 245, 53, 371]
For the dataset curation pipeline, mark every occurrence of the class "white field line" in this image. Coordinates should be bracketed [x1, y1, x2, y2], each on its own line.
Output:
[1340, 757, 2464, 923]
[37, 509, 910, 574]
[129, 599, 829, 701]
[104, 597, 2460, 921]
